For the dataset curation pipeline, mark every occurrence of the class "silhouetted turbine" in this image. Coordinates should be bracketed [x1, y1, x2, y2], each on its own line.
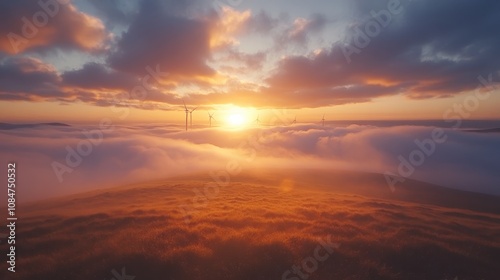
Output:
[189, 107, 198, 128]
[182, 101, 189, 131]
[208, 112, 215, 127]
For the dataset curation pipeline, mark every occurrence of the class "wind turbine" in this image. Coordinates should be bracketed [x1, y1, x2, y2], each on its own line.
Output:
[208, 112, 215, 127]
[291, 116, 297, 125]
[189, 106, 198, 128]
[255, 115, 260, 125]
[322, 114, 326, 127]
[182, 101, 189, 131]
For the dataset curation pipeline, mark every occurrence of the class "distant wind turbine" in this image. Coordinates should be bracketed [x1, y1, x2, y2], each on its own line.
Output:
[208, 112, 215, 127]
[322, 114, 326, 127]
[255, 115, 261, 125]
[291, 116, 297, 125]
[182, 101, 189, 131]
[189, 106, 198, 128]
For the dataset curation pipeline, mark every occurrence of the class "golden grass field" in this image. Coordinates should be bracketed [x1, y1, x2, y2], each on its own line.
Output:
[1, 169, 499, 280]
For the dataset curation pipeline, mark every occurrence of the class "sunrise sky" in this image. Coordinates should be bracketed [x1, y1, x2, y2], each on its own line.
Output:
[2, 3, 500, 279]
[1, 0, 499, 124]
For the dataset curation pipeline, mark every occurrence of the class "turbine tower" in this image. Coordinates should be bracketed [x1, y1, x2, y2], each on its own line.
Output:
[208, 112, 215, 127]
[322, 114, 326, 127]
[255, 115, 260, 125]
[182, 101, 189, 131]
[292, 116, 297, 125]
[189, 107, 198, 128]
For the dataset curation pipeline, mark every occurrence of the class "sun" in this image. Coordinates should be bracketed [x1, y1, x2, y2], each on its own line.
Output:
[227, 113, 246, 126]
[225, 107, 252, 128]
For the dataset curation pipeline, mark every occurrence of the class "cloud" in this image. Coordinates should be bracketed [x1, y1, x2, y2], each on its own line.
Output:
[107, 0, 215, 82]
[0, 0, 108, 54]
[0, 56, 66, 101]
[62, 62, 139, 90]
[0, 125, 240, 200]
[85, 0, 140, 26]
[262, 0, 500, 105]
[221, 49, 267, 70]
[245, 10, 282, 34]
[1, 123, 499, 201]
[1, 0, 500, 109]
[279, 14, 328, 47]
[209, 6, 252, 50]
[0, 55, 184, 107]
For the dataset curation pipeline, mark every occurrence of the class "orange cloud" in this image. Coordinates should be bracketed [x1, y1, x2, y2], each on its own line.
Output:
[0, 1, 108, 54]
[210, 7, 251, 49]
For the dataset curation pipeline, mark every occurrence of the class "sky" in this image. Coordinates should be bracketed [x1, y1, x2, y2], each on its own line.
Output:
[0, 0, 500, 124]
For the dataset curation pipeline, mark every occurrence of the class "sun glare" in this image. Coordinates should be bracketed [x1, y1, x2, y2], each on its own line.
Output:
[228, 114, 245, 126]
[225, 107, 252, 128]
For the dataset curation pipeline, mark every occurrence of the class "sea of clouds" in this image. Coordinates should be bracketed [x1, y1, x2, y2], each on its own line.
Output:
[1, 122, 499, 201]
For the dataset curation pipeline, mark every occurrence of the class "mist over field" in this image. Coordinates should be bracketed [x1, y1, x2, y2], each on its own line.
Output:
[1, 122, 499, 202]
